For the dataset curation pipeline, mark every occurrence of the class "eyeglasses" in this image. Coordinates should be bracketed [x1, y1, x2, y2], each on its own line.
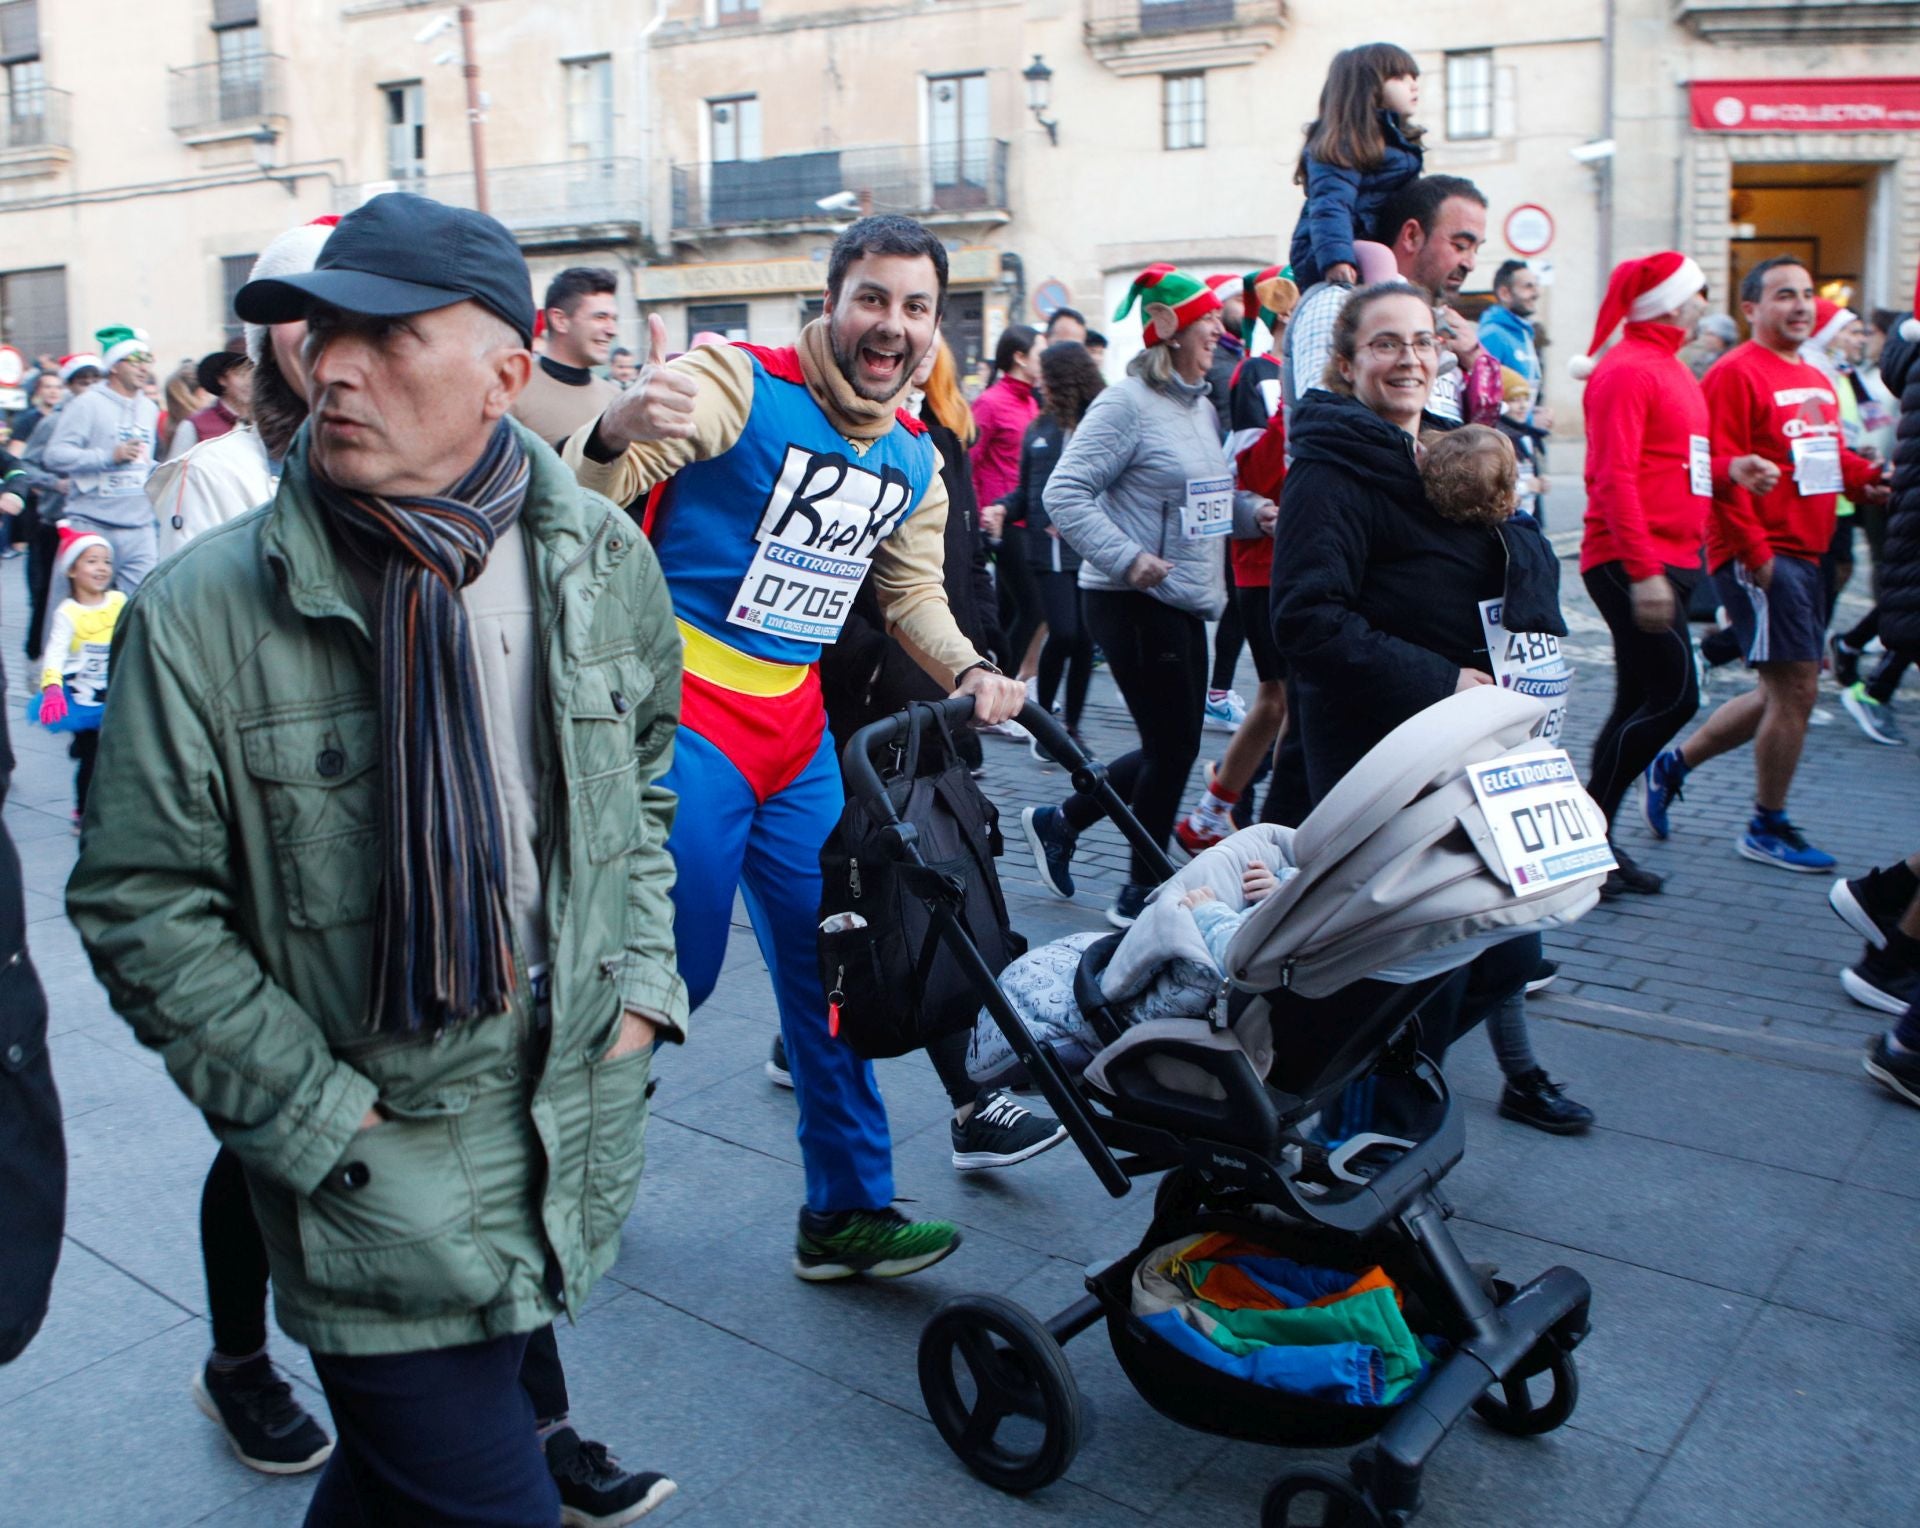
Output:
[1363, 334, 1439, 360]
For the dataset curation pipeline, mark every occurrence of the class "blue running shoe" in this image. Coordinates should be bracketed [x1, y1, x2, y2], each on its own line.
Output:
[1643, 748, 1687, 840]
[1738, 815, 1837, 874]
[1021, 805, 1077, 900]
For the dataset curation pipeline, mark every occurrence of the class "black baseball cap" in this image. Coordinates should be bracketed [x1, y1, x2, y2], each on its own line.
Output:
[234, 192, 536, 346]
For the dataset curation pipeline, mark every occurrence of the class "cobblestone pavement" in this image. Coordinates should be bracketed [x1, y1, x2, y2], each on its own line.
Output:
[3, 514, 1917, 1527]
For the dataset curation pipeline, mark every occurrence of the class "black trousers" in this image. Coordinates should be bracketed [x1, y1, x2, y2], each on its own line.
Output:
[1062, 591, 1207, 885]
[1210, 541, 1245, 692]
[306, 1333, 560, 1528]
[1581, 561, 1701, 829]
[995, 527, 1044, 672]
[1033, 570, 1093, 730]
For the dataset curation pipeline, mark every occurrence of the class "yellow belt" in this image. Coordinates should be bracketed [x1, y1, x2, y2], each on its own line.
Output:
[677, 620, 809, 697]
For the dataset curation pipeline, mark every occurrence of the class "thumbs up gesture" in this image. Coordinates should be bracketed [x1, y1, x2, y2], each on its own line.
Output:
[599, 313, 701, 453]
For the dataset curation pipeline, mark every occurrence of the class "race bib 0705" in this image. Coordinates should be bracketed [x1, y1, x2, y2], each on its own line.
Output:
[727, 446, 916, 644]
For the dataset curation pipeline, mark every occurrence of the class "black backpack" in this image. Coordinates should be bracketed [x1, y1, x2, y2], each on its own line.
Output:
[818, 705, 1026, 1060]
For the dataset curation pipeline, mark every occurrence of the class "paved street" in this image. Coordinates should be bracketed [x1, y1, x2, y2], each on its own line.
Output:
[3, 511, 1917, 1527]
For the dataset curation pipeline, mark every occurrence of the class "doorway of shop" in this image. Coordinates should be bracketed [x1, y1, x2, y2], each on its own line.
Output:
[1728, 162, 1881, 331]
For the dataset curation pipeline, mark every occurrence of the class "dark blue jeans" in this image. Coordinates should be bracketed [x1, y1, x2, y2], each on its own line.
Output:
[305, 1331, 560, 1527]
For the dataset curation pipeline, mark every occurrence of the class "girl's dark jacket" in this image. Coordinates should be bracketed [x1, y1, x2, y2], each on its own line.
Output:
[1874, 329, 1920, 654]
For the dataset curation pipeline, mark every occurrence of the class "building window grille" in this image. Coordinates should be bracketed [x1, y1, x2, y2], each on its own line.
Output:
[1445, 50, 1494, 141]
[1163, 72, 1205, 151]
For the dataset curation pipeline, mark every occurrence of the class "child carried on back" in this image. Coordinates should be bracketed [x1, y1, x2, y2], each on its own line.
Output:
[1288, 43, 1426, 291]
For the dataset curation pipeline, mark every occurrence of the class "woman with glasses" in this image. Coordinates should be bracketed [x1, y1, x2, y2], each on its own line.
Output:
[1270, 282, 1581, 1124]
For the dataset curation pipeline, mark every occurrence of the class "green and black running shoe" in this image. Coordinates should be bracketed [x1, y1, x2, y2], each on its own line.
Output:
[794, 1206, 961, 1282]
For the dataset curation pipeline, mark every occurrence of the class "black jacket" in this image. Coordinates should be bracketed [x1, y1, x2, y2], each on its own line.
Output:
[1005, 415, 1082, 575]
[820, 408, 999, 749]
[1270, 391, 1565, 801]
[1877, 331, 1920, 653]
[0, 801, 61, 1365]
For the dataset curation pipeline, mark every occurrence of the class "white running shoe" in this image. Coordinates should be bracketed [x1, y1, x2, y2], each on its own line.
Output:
[1204, 689, 1247, 732]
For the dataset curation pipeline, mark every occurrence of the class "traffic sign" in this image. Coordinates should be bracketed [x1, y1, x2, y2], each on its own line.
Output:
[1504, 204, 1554, 257]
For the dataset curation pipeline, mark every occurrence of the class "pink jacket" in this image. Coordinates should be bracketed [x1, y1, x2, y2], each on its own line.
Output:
[969, 376, 1037, 514]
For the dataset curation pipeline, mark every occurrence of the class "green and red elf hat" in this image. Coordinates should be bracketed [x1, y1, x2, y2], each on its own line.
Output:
[1113, 264, 1222, 346]
[1240, 265, 1300, 350]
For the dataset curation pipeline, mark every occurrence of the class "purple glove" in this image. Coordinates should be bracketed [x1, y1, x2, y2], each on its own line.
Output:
[38, 685, 67, 726]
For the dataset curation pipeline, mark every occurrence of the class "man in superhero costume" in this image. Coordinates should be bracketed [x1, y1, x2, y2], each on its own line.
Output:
[564, 216, 1024, 1279]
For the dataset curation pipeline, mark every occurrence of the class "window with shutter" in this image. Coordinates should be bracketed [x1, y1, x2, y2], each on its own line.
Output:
[0, 0, 38, 65]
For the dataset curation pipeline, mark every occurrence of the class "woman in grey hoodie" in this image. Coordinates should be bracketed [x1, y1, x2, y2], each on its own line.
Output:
[1021, 266, 1267, 927]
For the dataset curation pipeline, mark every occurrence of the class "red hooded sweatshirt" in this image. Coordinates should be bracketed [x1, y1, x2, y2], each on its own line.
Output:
[1702, 339, 1880, 571]
[1580, 321, 1720, 580]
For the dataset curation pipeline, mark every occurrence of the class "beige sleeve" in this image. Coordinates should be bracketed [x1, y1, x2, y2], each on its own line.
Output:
[559, 343, 756, 503]
[870, 449, 986, 689]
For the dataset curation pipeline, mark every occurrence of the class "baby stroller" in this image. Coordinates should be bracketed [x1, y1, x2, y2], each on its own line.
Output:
[840, 688, 1606, 1528]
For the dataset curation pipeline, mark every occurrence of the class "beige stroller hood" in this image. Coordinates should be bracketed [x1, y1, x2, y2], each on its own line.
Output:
[1223, 687, 1605, 997]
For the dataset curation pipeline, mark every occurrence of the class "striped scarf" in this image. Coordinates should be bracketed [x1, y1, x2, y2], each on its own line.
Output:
[313, 420, 531, 1034]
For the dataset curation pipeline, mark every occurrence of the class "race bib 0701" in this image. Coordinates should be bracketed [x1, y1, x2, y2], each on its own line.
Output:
[727, 446, 916, 644]
[1466, 748, 1617, 897]
[1479, 597, 1571, 747]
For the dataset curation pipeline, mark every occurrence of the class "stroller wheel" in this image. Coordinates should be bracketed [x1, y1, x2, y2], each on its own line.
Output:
[918, 1294, 1082, 1494]
[1262, 1463, 1383, 1528]
[1473, 1347, 1580, 1437]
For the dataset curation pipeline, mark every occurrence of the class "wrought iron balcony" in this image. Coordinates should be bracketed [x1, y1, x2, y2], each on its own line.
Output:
[1084, 0, 1286, 44]
[168, 54, 285, 136]
[336, 159, 647, 247]
[671, 141, 1009, 233]
[0, 84, 68, 152]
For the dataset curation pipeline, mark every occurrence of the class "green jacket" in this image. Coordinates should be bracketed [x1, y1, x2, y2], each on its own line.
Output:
[67, 420, 687, 1356]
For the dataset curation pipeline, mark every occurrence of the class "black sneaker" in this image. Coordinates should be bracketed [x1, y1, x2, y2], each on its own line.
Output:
[1865, 1034, 1920, 1107]
[1830, 867, 1913, 951]
[1841, 946, 1920, 1016]
[546, 1426, 677, 1527]
[1107, 883, 1151, 929]
[1830, 634, 1862, 689]
[766, 1034, 793, 1089]
[1497, 1069, 1595, 1135]
[192, 1355, 333, 1475]
[1524, 960, 1560, 996]
[1021, 805, 1078, 900]
[1599, 843, 1664, 899]
[951, 1090, 1068, 1170]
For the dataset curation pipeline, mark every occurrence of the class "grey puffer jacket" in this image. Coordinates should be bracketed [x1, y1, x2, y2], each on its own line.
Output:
[1044, 373, 1254, 618]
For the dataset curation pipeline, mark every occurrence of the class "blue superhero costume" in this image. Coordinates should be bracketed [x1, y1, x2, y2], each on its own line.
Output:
[645, 345, 937, 1213]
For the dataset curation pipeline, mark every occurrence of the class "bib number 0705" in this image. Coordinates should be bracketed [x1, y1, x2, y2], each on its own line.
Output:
[750, 571, 850, 623]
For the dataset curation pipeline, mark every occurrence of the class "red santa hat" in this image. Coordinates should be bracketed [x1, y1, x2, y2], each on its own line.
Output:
[1569, 251, 1706, 381]
[1810, 297, 1859, 352]
[57, 353, 102, 384]
[53, 522, 111, 586]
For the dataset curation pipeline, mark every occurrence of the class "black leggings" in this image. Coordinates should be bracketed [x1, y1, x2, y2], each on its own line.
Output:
[996, 527, 1044, 672]
[1582, 561, 1701, 829]
[1062, 591, 1207, 884]
[1210, 543, 1245, 692]
[1033, 571, 1093, 730]
[201, 1147, 271, 1359]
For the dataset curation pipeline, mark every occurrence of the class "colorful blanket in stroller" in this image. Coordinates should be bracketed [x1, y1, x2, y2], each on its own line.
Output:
[1131, 1233, 1428, 1406]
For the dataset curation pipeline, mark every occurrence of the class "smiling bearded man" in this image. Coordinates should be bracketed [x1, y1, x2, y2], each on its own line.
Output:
[564, 213, 1024, 1282]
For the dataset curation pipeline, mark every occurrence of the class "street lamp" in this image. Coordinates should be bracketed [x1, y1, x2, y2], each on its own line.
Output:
[1023, 54, 1059, 147]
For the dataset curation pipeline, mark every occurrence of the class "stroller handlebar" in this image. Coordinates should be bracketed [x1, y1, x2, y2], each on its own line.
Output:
[841, 700, 1094, 821]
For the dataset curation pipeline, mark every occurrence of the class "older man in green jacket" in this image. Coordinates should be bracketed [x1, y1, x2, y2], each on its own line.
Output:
[68, 194, 685, 1526]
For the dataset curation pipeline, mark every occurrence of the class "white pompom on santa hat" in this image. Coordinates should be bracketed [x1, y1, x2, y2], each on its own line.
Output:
[1899, 265, 1920, 342]
[242, 215, 340, 368]
[1568, 251, 1707, 381]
